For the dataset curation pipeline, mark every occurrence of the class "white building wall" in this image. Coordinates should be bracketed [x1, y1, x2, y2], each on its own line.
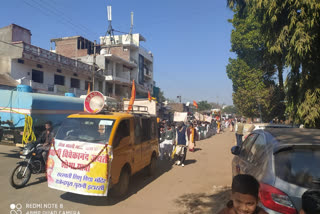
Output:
[10, 60, 31, 81]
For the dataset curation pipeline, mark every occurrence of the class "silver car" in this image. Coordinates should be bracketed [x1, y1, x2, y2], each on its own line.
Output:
[231, 128, 320, 214]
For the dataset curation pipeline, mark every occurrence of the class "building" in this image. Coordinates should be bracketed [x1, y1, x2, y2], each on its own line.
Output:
[0, 24, 95, 97]
[50, 33, 155, 99]
[99, 33, 154, 98]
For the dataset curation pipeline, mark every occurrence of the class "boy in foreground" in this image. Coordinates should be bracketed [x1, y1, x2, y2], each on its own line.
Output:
[300, 189, 320, 214]
[218, 174, 268, 214]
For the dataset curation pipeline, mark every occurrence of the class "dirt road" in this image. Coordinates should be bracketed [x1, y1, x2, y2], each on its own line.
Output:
[82, 129, 236, 214]
[0, 129, 235, 214]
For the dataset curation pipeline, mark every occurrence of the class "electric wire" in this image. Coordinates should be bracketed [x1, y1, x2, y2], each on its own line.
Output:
[21, 0, 96, 39]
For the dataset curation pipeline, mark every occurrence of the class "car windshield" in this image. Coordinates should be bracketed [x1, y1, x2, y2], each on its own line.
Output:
[275, 147, 320, 189]
[55, 118, 115, 144]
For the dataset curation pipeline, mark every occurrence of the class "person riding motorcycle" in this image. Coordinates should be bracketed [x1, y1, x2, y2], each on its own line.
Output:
[35, 121, 54, 164]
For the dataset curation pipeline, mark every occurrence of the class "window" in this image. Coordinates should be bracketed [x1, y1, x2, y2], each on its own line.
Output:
[240, 133, 257, 158]
[73, 73, 78, 77]
[57, 69, 62, 73]
[37, 64, 43, 68]
[32, 69, 44, 83]
[54, 75, 65, 86]
[55, 118, 115, 144]
[141, 118, 151, 142]
[247, 134, 266, 163]
[18, 59, 24, 64]
[113, 120, 130, 148]
[70, 78, 80, 88]
[275, 148, 320, 189]
[134, 117, 142, 144]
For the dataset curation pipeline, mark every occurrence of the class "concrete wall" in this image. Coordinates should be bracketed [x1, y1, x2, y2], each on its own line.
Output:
[0, 25, 12, 43]
[12, 25, 31, 44]
[10, 58, 90, 93]
[0, 57, 12, 78]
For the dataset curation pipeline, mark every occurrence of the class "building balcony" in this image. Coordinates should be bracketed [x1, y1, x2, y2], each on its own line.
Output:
[144, 68, 152, 79]
[15, 42, 93, 75]
[104, 70, 131, 85]
[104, 54, 137, 68]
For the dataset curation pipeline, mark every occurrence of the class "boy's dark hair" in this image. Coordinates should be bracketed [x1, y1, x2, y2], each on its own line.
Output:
[45, 121, 52, 126]
[302, 189, 320, 214]
[232, 174, 260, 199]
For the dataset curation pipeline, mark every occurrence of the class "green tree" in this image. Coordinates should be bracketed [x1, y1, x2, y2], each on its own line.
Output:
[197, 101, 212, 111]
[222, 105, 238, 114]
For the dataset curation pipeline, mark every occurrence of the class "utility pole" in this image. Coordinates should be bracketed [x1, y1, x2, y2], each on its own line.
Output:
[92, 40, 97, 90]
[177, 95, 181, 103]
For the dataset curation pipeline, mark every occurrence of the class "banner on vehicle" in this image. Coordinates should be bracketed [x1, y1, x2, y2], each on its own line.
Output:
[47, 139, 110, 196]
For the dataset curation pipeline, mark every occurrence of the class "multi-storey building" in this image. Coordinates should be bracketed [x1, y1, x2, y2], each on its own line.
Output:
[0, 24, 95, 97]
[100, 33, 154, 98]
[51, 32, 155, 99]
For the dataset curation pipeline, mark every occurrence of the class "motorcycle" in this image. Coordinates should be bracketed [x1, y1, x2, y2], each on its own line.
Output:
[10, 143, 46, 188]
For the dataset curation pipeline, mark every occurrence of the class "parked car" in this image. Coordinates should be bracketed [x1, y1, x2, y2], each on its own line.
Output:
[231, 128, 320, 214]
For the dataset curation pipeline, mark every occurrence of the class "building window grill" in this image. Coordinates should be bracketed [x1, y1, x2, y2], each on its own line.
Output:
[71, 78, 80, 88]
[54, 75, 65, 86]
[32, 69, 44, 83]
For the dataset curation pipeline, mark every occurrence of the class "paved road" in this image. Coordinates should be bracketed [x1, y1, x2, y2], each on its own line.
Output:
[0, 130, 235, 214]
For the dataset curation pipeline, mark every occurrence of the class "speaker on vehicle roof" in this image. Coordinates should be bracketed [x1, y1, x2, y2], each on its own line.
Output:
[84, 91, 105, 113]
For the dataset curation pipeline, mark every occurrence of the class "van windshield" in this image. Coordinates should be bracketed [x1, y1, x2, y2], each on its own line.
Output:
[55, 118, 115, 144]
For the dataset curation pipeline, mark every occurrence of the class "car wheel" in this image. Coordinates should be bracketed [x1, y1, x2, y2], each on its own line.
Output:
[113, 168, 130, 197]
[148, 155, 157, 176]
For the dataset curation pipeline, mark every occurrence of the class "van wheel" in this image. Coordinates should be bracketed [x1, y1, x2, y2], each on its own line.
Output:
[113, 168, 130, 197]
[148, 155, 157, 176]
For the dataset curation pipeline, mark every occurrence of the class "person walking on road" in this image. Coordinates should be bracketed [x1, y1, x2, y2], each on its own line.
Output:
[162, 124, 174, 160]
[187, 123, 197, 152]
[235, 120, 244, 146]
[174, 122, 188, 167]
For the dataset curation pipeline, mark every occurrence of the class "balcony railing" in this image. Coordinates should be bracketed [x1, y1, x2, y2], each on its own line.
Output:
[22, 43, 93, 72]
[103, 70, 130, 84]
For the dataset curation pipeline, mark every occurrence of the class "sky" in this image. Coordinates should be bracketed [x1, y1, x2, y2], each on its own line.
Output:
[0, 0, 235, 105]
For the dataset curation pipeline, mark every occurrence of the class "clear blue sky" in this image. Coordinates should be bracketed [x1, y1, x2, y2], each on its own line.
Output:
[1, 0, 235, 105]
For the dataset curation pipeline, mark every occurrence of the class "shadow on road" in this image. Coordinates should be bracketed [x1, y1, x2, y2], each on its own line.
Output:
[193, 148, 202, 152]
[60, 159, 174, 206]
[26, 176, 47, 187]
[184, 159, 196, 166]
[0, 148, 22, 159]
[174, 186, 231, 214]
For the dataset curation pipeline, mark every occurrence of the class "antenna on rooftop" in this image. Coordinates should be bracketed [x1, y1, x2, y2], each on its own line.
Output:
[106, 5, 115, 45]
[126, 12, 134, 41]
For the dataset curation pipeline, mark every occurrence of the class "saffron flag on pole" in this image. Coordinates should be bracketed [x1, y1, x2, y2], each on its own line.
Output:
[87, 82, 91, 95]
[193, 101, 198, 109]
[148, 91, 152, 102]
[127, 80, 136, 112]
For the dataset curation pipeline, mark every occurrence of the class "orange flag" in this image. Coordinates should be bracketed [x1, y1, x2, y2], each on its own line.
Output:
[148, 91, 151, 102]
[127, 80, 136, 112]
[193, 101, 198, 109]
[87, 82, 91, 95]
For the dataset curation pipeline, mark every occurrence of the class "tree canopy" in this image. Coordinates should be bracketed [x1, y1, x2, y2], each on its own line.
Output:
[226, 0, 320, 127]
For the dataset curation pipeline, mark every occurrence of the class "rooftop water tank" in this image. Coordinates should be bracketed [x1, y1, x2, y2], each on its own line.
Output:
[65, 93, 76, 97]
[17, 85, 32, 92]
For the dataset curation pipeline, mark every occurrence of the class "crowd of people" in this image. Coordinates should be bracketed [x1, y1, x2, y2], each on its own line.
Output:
[158, 117, 227, 166]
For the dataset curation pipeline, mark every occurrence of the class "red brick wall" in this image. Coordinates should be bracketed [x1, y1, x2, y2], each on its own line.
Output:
[110, 46, 130, 61]
[55, 39, 78, 58]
